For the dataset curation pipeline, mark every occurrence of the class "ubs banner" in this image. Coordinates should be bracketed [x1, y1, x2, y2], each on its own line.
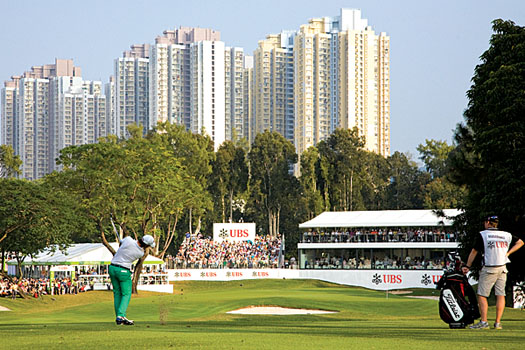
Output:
[167, 269, 471, 290]
[213, 223, 256, 243]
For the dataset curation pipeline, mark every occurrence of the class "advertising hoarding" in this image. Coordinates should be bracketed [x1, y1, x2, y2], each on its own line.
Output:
[213, 223, 256, 243]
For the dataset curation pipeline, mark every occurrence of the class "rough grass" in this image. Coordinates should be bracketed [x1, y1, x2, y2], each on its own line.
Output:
[1, 279, 524, 350]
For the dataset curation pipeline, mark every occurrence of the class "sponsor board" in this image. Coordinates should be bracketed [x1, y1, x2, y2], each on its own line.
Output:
[213, 223, 256, 243]
[168, 269, 458, 290]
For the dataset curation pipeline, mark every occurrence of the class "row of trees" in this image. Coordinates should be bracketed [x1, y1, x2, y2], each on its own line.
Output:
[1, 123, 462, 275]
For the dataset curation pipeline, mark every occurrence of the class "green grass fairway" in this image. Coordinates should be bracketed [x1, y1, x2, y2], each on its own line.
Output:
[1, 279, 524, 350]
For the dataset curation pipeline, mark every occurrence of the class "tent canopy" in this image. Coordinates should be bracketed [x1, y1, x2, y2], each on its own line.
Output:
[7, 242, 164, 266]
[299, 209, 462, 229]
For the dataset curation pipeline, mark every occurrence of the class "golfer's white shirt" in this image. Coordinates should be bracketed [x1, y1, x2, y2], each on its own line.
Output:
[111, 237, 145, 270]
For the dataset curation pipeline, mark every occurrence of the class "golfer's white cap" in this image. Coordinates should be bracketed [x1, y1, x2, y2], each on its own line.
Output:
[142, 235, 155, 248]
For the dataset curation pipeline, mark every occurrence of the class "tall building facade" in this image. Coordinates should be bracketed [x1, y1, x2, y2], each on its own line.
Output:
[111, 27, 253, 149]
[293, 9, 390, 158]
[243, 56, 254, 143]
[114, 44, 150, 137]
[253, 31, 295, 143]
[17, 76, 50, 179]
[105, 76, 116, 136]
[225, 47, 251, 142]
[1, 81, 17, 150]
[189, 40, 225, 148]
[146, 28, 226, 148]
[149, 39, 186, 128]
[1, 59, 106, 180]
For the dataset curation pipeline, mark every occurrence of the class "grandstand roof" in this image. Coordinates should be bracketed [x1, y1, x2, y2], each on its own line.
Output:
[7, 242, 164, 266]
[299, 209, 462, 228]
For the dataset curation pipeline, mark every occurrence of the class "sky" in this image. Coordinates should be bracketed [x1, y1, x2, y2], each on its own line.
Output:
[1, 0, 525, 157]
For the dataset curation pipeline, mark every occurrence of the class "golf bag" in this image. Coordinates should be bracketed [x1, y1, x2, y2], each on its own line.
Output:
[435, 252, 480, 329]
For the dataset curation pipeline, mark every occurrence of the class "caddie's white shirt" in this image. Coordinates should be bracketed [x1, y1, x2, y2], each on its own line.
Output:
[111, 236, 145, 270]
[478, 229, 513, 267]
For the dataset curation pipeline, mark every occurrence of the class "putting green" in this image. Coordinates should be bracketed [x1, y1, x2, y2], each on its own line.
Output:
[0, 279, 523, 350]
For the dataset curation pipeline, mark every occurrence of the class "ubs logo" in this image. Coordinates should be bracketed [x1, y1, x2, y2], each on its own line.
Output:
[421, 274, 432, 286]
[372, 273, 382, 285]
[219, 229, 228, 239]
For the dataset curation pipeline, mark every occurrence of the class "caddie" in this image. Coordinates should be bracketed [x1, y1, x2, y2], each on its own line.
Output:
[464, 216, 523, 330]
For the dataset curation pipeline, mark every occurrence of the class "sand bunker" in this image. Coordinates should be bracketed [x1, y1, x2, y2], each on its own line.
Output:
[227, 306, 337, 315]
[0, 306, 11, 311]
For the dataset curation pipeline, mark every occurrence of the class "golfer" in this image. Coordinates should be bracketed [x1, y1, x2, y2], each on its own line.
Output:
[109, 235, 155, 325]
[464, 216, 523, 329]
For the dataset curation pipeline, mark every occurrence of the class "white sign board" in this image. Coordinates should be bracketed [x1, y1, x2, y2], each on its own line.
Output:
[213, 223, 256, 243]
[167, 268, 463, 290]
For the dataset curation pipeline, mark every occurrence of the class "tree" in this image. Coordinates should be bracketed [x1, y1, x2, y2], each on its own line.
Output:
[154, 123, 214, 235]
[417, 139, 467, 209]
[360, 152, 390, 210]
[317, 128, 366, 211]
[417, 139, 455, 179]
[0, 179, 76, 282]
[248, 131, 298, 236]
[385, 152, 430, 209]
[0, 145, 22, 178]
[54, 123, 197, 292]
[449, 19, 525, 287]
[209, 141, 248, 223]
[299, 146, 324, 219]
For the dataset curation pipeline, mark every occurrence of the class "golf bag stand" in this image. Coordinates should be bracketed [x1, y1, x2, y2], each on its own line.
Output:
[435, 251, 480, 329]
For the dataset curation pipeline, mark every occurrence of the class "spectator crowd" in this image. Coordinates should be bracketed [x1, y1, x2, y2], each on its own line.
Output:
[0, 277, 95, 299]
[304, 255, 446, 270]
[170, 234, 282, 269]
[302, 229, 458, 243]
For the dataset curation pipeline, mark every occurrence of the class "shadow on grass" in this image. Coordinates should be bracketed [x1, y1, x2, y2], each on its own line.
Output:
[2, 318, 524, 347]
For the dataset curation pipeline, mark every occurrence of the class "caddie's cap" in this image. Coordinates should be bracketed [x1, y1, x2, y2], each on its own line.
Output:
[486, 215, 499, 224]
[142, 235, 156, 248]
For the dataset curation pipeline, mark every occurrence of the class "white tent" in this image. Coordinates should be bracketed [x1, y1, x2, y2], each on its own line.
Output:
[7, 242, 164, 266]
[299, 209, 462, 228]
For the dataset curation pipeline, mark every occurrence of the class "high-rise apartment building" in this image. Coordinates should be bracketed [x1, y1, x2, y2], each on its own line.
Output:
[243, 56, 254, 143]
[149, 39, 186, 128]
[253, 31, 296, 143]
[17, 76, 50, 179]
[114, 44, 150, 137]
[111, 27, 254, 149]
[147, 27, 225, 148]
[105, 76, 116, 136]
[225, 47, 251, 141]
[1, 59, 106, 180]
[190, 40, 225, 148]
[1, 81, 17, 149]
[293, 9, 390, 159]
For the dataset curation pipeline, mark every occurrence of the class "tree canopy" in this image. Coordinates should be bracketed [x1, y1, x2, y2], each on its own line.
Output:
[449, 19, 525, 283]
[0, 145, 22, 178]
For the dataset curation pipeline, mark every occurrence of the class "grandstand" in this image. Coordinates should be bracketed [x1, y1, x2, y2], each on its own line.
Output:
[298, 209, 461, 270]
[167, 210, 464, 290]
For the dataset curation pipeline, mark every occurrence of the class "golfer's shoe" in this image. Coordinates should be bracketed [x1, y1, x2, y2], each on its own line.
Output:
[493, 322, 502, 330]
[116, 316, 134, 325]
[469, 321, 489, 329]
[120, 317, 134, 325]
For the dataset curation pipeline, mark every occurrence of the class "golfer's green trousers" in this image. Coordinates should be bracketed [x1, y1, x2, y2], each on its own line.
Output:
[108, 264, 132, 318]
